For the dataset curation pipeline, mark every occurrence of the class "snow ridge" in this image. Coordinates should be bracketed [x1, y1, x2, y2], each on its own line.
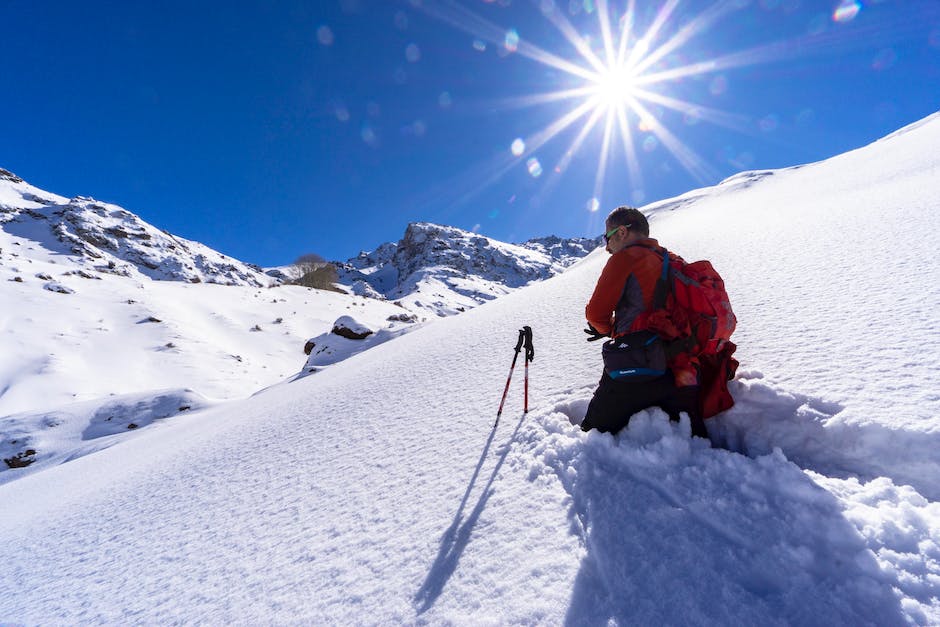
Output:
[337, 222, 599, 316]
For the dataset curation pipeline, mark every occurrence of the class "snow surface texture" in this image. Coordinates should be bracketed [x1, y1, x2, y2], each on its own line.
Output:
[2, 114, 940, 623]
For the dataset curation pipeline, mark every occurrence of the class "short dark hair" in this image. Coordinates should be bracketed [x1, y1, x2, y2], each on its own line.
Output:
[606, 206, 649, 237]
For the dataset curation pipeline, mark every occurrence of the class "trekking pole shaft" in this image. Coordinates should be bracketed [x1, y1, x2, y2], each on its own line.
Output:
[496, 350, 520, 418]
[524, 360, 529, 414]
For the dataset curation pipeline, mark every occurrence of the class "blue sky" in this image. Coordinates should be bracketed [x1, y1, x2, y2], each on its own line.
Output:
[1, 1, 938, 266]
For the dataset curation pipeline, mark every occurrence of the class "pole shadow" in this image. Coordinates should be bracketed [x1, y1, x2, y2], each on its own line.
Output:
[413, 412, 527, 614]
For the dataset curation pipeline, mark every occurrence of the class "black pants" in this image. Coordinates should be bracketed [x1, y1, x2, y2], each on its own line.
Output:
[582, 371, 708, 438]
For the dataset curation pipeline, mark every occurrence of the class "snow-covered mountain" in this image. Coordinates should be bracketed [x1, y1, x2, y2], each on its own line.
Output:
[0, 168, 272, 287]
[2, 113, 939, 624]
[337, 222, 599, 315]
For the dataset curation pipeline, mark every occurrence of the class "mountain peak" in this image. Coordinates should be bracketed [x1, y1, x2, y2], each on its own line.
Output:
[0, 170, 272, 287]
[0, 168, 24, 184]
[336, 221, 598, 316]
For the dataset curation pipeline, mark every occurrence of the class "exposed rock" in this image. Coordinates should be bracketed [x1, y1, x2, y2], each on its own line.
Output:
[331, 315, 373, 340]
[387, 313, 418, 323]
[4, 448, 37, 468]
[0, 168, 24, 184]
[43, 281, 74, 294]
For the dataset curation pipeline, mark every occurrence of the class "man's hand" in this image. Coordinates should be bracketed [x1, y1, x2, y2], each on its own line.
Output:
[583, 324, 606, 342]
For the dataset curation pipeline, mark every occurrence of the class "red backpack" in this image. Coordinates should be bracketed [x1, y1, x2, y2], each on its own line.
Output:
[635, 248, 739, 418]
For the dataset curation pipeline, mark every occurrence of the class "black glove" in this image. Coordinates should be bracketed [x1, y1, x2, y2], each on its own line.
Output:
[583, 324, 606, 342]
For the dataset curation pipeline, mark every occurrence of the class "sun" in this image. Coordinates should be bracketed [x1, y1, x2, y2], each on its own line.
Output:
[414, 0, 769, 216]
[590, 64, 640, 110]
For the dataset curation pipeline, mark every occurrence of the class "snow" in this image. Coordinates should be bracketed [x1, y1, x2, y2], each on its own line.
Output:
[2, 112, 940, 624]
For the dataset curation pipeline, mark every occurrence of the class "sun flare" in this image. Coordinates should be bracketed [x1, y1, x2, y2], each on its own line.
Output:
[416, 0, 772, 215]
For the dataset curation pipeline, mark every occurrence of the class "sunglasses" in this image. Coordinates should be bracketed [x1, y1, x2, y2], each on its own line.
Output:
[603, 224, 630, 243]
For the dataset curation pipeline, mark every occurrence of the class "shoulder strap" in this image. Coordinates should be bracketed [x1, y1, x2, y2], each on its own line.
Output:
[652, 248, 671, 310]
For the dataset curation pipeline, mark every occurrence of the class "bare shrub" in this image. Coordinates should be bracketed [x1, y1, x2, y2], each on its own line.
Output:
[291, 253, 344, 292]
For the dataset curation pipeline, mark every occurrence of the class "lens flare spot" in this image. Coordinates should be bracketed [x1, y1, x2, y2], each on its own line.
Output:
[504, 29, 520, 52]
[759, 114, 779, 132]
[361, 125, 377, 146]
[539, 0, 555, 16]
[586, 197, 600, 212]
[526, 157, 543, 177]
[631, 189, 646, 205]
[709, 75, 728, 96]
[683, 110, 701, 126]
[642, 135, 658, 152]
[334, 104, 350, 122]
[637, 116, 655, 132]
[413, 120, 427, 137]
[316, 25, 334, 46]
[473, 39, 487, 52]
[511, 138, 526, 156]
[832, 1, 861, 23]
[405, 43, 421, 63]
[872, 48, 897, 71]
[438, 92, 453, 108]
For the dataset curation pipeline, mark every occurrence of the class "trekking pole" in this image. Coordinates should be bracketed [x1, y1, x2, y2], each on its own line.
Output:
[522, 326, 534, 414]
[496, 328, 526, 424]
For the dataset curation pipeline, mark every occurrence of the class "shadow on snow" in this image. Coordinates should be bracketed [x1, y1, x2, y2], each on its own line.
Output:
[547, 397, 909, 626]
[413, 412, 527, 614]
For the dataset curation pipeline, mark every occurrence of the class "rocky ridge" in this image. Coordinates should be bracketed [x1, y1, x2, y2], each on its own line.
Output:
[336, 222, 599, 316]
[0, 168, 271, 287]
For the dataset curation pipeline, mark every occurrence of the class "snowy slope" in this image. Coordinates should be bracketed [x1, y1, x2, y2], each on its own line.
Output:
[1, 114, 939, 624]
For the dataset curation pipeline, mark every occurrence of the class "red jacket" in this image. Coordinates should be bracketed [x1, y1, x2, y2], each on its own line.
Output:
[585, 238, 664, 337]
[586, 239, 700, 387]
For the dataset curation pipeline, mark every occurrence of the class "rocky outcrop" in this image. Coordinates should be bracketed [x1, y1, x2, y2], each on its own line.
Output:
[334, 222, 599, 316]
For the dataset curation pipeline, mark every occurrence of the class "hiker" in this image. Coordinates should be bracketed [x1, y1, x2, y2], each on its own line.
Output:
[581, 206, 709, 439]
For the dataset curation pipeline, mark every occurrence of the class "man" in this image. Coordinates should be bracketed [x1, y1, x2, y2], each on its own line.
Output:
[581, 206, 708, 438]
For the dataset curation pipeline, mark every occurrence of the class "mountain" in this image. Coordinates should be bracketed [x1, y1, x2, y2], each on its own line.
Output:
[0, 170, 598, 475]
[0, 168, 272, 287]
[336, 222, 599, 316]
[1, 113, 939, 624]
[1, 167, 599, 319]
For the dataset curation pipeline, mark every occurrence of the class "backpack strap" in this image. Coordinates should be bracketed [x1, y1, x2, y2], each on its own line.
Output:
[652, 248, 671, 310]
